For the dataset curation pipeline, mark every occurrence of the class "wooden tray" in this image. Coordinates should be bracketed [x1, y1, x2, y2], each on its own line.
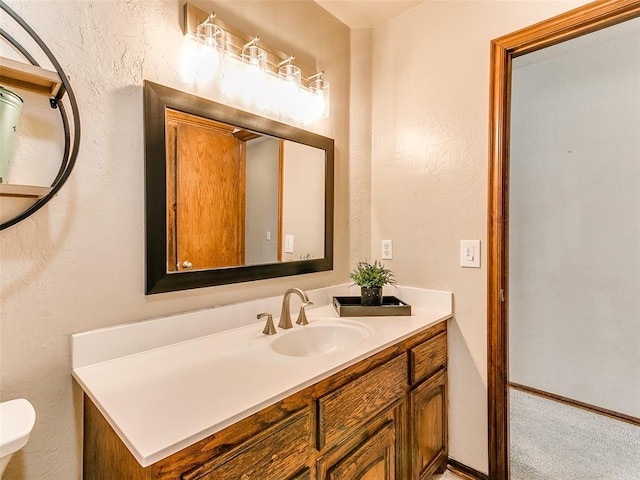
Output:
[332, 296, 411, 317]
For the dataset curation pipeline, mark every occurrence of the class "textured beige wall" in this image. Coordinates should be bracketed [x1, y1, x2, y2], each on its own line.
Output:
[348, 28, 373, 264]
[2, 0, 607, 477]
[370, 0, 589, 473]
[0, 1, 349, 478]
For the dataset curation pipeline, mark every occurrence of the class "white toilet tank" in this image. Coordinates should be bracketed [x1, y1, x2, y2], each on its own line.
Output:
[0, 399, 36, 477]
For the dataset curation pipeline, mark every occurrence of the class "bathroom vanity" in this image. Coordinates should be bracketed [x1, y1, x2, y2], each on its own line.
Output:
[72, 286, 452, 479]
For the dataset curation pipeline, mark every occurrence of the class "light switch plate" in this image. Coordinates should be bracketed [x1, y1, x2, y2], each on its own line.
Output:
[284, 234, 294, 253]
[460, 240, 480, 268]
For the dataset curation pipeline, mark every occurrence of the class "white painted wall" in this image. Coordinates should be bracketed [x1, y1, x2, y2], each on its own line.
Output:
[245, 137, 280, 265]
[509, 17, 640, 418]
[370, 0, 589, 473]
[0, 1, 350, 478]
[282, 140, 325, 261]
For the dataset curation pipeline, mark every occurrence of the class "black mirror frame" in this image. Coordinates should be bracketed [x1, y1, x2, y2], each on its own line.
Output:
[144, 80, 334, 294]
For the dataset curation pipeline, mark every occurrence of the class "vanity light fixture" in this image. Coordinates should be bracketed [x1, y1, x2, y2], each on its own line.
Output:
[181, 11, 223, 82]
[242, 37, 267, 71]
[238, 37, 268, 108]
[195, 12, 223, 49]
[278, 56, 302, 86]
[309, 71, 330, 119]
[182, 3, 330, 123]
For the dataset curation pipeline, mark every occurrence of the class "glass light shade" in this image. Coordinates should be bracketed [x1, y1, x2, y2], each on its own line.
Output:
[220, 58, 245, 100]
[310, 77, 329, 96]
[242, 44, 267, 71]
[310, 77, 330, 119]
[180, 38, 221, 84]
[196, 15, 223, 49]
[278, 63, 301, 85]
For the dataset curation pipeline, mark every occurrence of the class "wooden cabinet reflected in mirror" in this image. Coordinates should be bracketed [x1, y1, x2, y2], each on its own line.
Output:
[144, 81, 333, 294]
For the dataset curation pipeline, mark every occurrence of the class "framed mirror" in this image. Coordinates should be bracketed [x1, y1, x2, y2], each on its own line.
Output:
[144, 81, 334, 294]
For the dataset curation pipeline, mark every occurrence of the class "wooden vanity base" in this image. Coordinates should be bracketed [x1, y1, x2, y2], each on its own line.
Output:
[83, 320, 449, 480]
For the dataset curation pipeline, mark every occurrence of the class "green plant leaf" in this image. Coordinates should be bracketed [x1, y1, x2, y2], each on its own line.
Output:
[348, 260, 397, 288]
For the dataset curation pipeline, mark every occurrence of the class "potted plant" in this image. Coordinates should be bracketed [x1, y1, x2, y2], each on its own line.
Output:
[349, 260, 397, 306]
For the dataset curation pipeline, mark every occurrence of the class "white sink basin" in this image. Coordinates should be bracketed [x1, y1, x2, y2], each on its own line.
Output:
[270, 320, 373, 357]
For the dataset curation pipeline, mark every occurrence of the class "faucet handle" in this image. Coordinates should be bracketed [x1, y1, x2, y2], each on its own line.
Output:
[296, 301, 314, 326]
[258, 312, 277, 335]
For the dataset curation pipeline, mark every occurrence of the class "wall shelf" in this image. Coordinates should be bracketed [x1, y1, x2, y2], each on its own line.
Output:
[0, 183, 53, 198]
[0, 57, 60, 204]
[0, 1, 80, 230]
[0, 55, 62, 97]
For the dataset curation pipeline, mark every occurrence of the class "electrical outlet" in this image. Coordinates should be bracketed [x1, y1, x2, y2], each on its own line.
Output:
[382, 240, 393, 260]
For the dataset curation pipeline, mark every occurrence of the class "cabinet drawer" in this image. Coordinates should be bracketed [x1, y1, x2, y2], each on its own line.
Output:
[318, 354, 407, 449]
[410, 332, 447, 385]
[182, 408, 312, 480]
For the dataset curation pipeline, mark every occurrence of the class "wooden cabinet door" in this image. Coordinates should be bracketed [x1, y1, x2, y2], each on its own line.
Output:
[166, 110, 246, 272]
[409, 369, 448, 480]
[323, 421, 396, 480]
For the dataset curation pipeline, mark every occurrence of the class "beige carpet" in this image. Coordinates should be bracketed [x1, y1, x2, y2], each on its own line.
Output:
[510, 388, 640, 479]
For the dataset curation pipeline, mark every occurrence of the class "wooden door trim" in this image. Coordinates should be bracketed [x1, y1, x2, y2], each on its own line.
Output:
[487, 1, 640, 479]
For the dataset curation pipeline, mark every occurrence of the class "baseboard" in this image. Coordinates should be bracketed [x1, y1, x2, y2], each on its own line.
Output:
[447, 459, 489, 480]
[510, 382, 640, 428]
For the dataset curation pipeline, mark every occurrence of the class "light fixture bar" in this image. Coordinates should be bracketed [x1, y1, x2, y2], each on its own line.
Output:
[182, 2, 329, 122]
[307, 71, 325, 81]
[183, 3, 319, 87]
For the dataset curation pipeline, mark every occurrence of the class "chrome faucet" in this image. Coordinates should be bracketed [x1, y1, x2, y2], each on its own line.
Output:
[278, 288, 313, 329]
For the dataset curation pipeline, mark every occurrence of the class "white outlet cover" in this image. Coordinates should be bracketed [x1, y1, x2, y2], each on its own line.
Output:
[382, 240, 393, 260]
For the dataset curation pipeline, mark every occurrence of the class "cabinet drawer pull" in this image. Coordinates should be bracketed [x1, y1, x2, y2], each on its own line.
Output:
[241, 474, 250, 480]
[271, 453, 278, 461]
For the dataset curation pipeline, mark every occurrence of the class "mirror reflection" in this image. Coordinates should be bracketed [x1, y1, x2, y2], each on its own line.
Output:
[144, 80, 334, 294]
[166, 108, 325, 272]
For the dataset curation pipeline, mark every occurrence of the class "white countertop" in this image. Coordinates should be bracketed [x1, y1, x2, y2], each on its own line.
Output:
[71, 285, 452, 467]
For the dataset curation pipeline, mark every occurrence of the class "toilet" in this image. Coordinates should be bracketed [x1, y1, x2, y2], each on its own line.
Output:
[0, 399, 36, 477]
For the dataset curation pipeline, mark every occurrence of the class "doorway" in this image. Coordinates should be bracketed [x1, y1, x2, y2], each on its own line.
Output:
[487, 1, 640, 479]
[508, 15, 640, 479]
